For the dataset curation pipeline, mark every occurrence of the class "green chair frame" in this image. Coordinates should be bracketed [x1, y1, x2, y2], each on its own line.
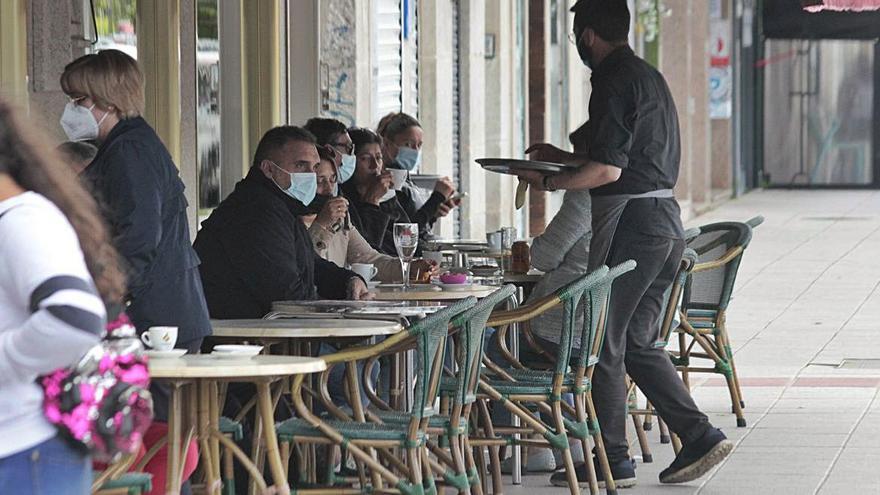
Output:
[276, 297, 478, 495]
[472, 262, 636, 495]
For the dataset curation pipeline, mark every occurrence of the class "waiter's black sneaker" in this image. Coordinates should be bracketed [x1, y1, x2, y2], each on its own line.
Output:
[659, 427, 733, 484]
[550, 457, 637, 489]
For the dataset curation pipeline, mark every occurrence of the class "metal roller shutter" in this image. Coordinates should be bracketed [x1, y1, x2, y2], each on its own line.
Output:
[374, 0, 403, 124]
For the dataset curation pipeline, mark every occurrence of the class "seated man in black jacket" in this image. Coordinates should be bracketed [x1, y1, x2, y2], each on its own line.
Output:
[194, 126, 369, 319]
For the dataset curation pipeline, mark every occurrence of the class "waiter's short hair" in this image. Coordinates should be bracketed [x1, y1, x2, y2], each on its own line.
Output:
[304, 118, 348, 146]
[571, 0, 630, 43]
[252, 126, 317, 169]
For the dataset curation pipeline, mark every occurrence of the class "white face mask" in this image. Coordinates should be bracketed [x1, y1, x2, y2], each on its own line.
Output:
[60, 101, 108, 142]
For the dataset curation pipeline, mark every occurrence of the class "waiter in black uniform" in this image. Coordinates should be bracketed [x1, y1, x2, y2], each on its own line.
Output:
[515, 0, 733, 489]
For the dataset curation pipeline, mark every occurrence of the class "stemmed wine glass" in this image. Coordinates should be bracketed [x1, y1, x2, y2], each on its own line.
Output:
[393, 223, 419, 290]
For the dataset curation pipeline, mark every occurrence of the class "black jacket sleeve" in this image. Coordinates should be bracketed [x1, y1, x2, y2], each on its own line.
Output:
[99, 140, 164, 298]
[398, 187, 444, 238]
[413, 191, 446, 231]
[313, 253, 360, 300]
[350, 202, 393, 251]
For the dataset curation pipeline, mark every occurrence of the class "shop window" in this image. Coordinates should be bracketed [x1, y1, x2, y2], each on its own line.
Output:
[196, 0, 221, 211]
[91, 0, 138, 58]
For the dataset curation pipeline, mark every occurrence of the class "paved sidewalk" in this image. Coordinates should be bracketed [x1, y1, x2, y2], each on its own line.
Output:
[504, 190, 880, 495]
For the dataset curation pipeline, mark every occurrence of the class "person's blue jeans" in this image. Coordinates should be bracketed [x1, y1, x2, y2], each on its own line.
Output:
[0, 436, 91, 495]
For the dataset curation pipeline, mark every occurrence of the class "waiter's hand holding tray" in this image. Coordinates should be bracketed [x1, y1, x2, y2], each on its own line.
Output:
[477, 158, 578, 209]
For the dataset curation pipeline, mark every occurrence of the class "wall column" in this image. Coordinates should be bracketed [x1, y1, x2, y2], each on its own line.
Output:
[0, 0, 28, 109]
[289, 0, 321, 125]
[138, 0, 182, 164]
[458, 0, 487, 238]
[243, 0, 282, 158]
[419, 0, 455, 238]
[527, 0, 551, 236]
[660, 0, 694, 216]
[484, 0, 519, 232]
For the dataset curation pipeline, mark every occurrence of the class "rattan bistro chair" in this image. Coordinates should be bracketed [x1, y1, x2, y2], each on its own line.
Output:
[473, 262, 636, 495]
[371, 285, 517, 495]
[276, 297, 478, 495]
[673, 216, 763, 427]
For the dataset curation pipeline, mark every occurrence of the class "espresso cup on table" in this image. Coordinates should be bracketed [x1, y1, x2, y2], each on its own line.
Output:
[141, 326, 178, 351]
[389, 169, 408, 191]
[351, 263, 379, 282]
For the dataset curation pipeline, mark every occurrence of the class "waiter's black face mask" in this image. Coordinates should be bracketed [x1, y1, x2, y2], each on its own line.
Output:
[574, 26, 595, 69]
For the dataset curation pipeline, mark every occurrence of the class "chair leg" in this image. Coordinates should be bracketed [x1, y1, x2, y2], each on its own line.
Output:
[476, 399, 504, 495]
[718, 320, 745, 409]
[450, 434, 471, 495]
[550, 400, 583, 495]
[671, 432, 682, 455]
[472, 441, 489, 495]
[222, 445, 236, 495]
[421, 447, 438, 495]
[463, 436, 484, 495]
[630, 413, 653, 463]
[678, 332, 691, 389]
[573, 395, 600, 495]
[585, 393, 618, 495]
[642, 400, 654, 431]
[658, 418, 672, 444]
[407, 447, 424, 492]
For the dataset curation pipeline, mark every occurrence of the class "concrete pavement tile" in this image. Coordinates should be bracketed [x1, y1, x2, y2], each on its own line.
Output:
[737, 429, 849, 448]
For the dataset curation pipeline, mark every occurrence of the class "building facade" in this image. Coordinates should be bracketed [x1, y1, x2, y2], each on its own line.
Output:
[1, 0, 741, 240]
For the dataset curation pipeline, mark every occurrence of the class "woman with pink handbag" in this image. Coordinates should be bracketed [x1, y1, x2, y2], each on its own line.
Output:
[0, 97, 127, 493]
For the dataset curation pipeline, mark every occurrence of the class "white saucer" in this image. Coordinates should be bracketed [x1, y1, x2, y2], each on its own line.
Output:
[213, 344, 263, 356]
[145, 349, 187, 359]
[211, 351, 259, 359]
[366, 281, 380, 289]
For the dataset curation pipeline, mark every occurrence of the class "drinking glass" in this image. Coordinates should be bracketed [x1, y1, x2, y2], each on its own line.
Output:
[393, 223, 419, 289]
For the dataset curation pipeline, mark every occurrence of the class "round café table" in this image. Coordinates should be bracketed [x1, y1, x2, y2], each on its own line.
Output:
[370, 284, 498, 301]
[149, 355, 326, 495]
[211, 318, 404, 339]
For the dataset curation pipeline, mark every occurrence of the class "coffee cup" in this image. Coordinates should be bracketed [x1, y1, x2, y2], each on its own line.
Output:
[389, 169, 408, 191]
[141, 326, 178, 351]
[351, 263, 379, 281]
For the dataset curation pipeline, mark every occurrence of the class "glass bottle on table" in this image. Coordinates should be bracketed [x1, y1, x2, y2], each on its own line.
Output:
[393, 223, 419, 290]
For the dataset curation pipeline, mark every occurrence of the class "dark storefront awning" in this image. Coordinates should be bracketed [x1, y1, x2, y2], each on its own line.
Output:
[765, 0, 880, 39]
[802, 0, 880, 11]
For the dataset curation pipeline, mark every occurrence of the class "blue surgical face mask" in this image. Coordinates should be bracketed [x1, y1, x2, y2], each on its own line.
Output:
[395, 146, 422, 171]
[338, 154, 356, 183]
[269, 162, 317, 205]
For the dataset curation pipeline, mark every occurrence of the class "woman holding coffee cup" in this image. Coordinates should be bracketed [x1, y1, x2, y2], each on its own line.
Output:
[304, 148, 437, 283]
[341, 127, 433, 257]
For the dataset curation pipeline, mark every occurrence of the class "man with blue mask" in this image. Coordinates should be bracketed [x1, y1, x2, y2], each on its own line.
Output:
[194, 126, 371, 320]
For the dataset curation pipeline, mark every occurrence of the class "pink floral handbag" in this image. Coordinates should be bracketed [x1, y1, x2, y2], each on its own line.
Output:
[42, 313, 154, 462]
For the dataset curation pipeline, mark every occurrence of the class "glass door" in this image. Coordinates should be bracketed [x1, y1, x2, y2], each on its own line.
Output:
[762, 39, 875, 187]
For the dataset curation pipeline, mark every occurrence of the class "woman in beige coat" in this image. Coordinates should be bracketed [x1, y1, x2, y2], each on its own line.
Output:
[302, 150, 437, 283]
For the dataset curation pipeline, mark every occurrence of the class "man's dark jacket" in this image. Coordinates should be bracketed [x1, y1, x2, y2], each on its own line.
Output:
[194, 167, 357, 319]
[83, 117, 211, 345]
